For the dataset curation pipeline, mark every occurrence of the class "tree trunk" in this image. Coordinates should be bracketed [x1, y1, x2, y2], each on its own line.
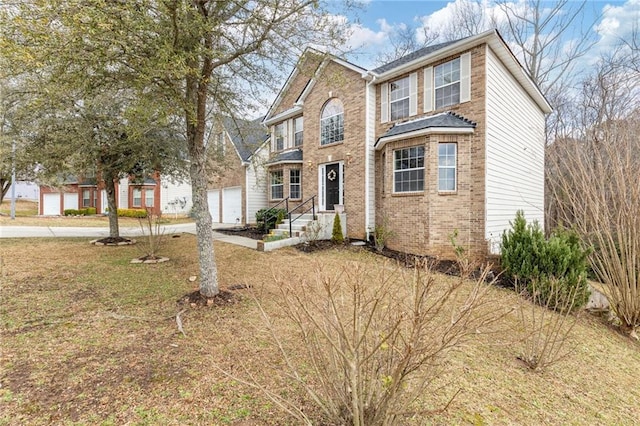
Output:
[103, 171, 120, 238]
[185, 57, 218, 297]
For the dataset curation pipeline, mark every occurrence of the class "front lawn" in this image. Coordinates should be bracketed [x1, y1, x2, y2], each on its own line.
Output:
[1, 236, 639, 425]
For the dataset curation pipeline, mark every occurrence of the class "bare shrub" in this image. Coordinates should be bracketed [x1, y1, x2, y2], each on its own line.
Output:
[516, 277, 581, 372]
[372, 215, 395, 253]
[252, 260, 504, 425]
[136, 208, 167, 260]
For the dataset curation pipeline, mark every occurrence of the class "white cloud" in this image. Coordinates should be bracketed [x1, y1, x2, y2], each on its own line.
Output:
[594, 0, 639, 50]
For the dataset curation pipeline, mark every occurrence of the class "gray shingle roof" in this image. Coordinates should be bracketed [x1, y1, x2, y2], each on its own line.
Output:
[266, 149, 303, 164]
[372, 37, 471, 75]
[222, 116, 269, 162]
[378, 112, 476, 141]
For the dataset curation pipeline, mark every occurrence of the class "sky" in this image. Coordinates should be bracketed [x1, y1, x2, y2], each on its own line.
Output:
[333, 0, 639, 70]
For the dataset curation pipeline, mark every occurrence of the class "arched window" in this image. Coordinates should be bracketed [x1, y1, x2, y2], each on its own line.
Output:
[320, 98, 344, 145]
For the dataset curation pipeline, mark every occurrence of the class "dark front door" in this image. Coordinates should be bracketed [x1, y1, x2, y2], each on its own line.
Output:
[325, 163, 340, 210]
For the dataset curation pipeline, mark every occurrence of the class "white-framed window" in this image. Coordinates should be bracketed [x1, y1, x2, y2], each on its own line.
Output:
[435, 58, 461, 110]
[270, 170, 284, 200]
[320, 98, 344, 146]
[393, 146, 425, 193]
[132, 188, 142, 207]
[82, 189, 91, 207]
[294, 117, 303, 146]
[217, 132, 225, 155]
[289, 169, 301, 199]
[438, 143, 457, 192]
[390, 76, 410, 121]
[145, 189, 154, 207]
[275, 123, 285, 151]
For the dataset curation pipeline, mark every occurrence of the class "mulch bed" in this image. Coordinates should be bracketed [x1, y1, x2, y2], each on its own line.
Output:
[178, 284, 252, 308]
[92, 236, 134, 246]
[215, 227, 509, 286]
[214, 226, 264, 240]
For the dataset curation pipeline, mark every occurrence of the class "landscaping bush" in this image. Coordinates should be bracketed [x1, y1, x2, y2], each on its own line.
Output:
[117, 208, 148, 218]
[63, 207, 97, 216]
[501, 211, 590, 311]
[256, 208, 287, 233]
[331, 213, 343, 243]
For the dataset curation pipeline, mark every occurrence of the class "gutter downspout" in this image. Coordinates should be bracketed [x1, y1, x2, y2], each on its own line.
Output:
[362, 71, 377, 242]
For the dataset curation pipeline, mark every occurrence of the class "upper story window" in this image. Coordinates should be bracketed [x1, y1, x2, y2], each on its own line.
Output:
[424, 53, 470, 113]
[320, 98, 344, 146]
[434, 57, 461, 110]
[394, 146, 425, 193]
[275, 123, 285, 151]
[294, 117, 303, 146]
[390, 76, 410, 121]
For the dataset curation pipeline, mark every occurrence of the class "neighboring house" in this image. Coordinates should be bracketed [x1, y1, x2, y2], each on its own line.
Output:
[39, 174, 192, 217]
[207, 116, 269, 225]
[262, 29, 551, 260]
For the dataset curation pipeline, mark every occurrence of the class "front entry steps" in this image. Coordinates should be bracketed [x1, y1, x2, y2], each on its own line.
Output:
[257, 213, 346, 252]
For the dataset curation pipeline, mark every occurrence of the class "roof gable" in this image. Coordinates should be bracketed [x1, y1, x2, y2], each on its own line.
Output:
[222, 116, 269, 162]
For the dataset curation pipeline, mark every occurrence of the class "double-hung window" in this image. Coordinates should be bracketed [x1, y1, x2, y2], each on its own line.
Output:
[390, 76, 410, 121]
[145, 189, 154, 207]
[294, 117, 304, 146]
[270, 170, 284, 200]
[438, 143, 457, 192]
[434, 58, 461, 110]
[274, 123, 285, 151]
[82, 189, 91, 207]
[132, 188, 142, 207]
[394, 146, 425, 193]
[320, 99, 344, 145]
[289, 169, 301, 199]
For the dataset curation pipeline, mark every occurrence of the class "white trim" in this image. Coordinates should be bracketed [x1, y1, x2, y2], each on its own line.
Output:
[263, 106, 303, 126]
[318, 161, 344, 211]
[267, 159, 303, 167]
[376, 127, 474, 150]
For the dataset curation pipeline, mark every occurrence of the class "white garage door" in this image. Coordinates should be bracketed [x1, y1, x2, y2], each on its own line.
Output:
[222, 187, 242, 224]
[63, 193, 78, 211]
[207, 190, 220, 223]
[43, 193, 61, 216]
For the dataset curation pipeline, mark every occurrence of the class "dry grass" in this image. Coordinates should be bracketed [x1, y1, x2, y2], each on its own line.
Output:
[1, 236, 639, 425]
[0, 200, 193, 227]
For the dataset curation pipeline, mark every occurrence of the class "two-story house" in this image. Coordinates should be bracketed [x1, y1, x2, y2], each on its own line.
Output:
[262, 29, 551, 260]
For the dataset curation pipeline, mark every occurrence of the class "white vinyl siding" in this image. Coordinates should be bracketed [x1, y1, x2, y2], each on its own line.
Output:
[245, 146, 268, 224]
[365, 83, 377, 234]
[485, 46, 546, 254]
[157, 176, 192, 215]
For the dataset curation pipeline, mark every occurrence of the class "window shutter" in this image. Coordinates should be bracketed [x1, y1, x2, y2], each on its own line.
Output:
[460, 52, 471, 103]
[381, 83, 389, 123]
[287, 119, 293, 149]
[423, 67, 433, 113]
[409, 72, 418, 116]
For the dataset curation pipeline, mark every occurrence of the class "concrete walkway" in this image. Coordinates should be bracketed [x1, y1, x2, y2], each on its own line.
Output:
[0, 223, 258, 249]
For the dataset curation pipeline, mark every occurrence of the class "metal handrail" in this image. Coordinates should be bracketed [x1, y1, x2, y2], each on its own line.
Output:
[287, 195, 316, 236]
[262, 197, 289, 232]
